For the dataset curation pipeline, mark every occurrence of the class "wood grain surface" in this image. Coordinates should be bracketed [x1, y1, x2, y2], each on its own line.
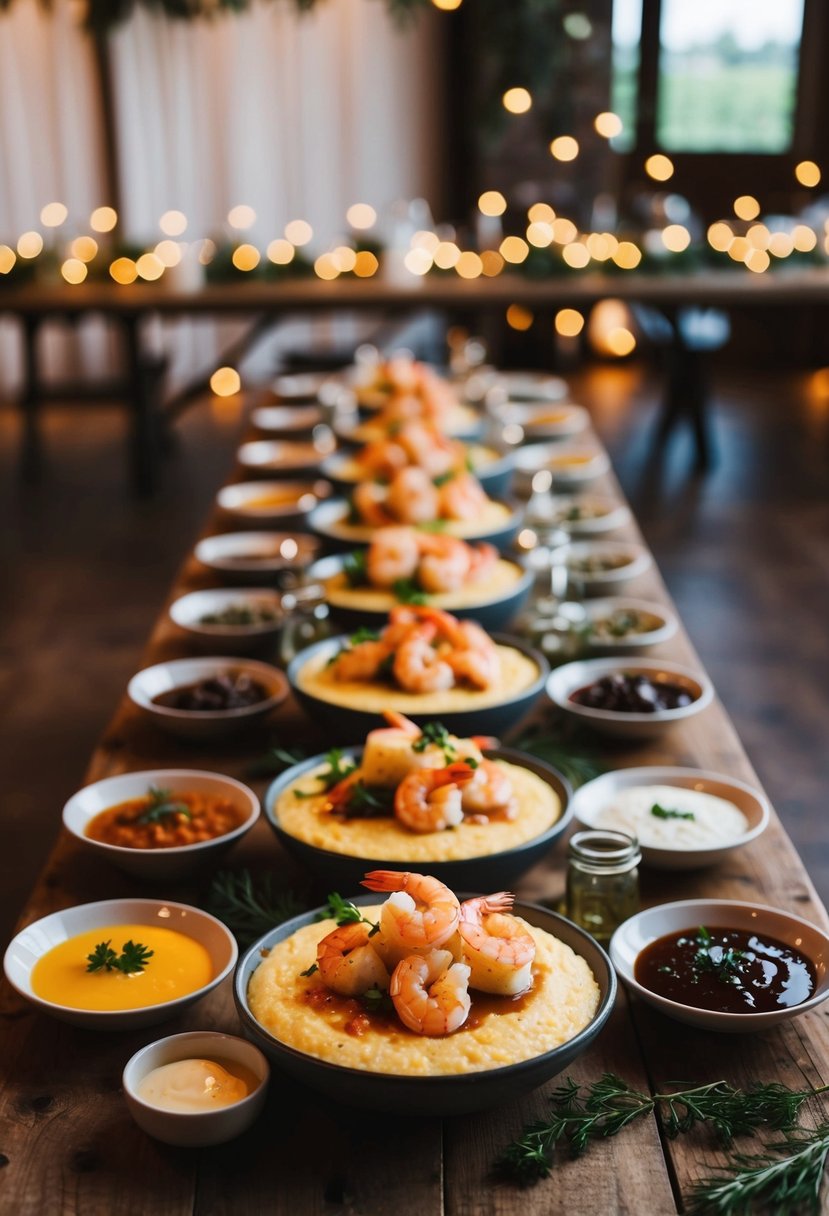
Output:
[2, 420, 827, 1216]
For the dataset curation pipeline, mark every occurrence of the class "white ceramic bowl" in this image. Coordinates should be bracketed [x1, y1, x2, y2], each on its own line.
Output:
[251, 405, 326, 433]
[123, 1031, 270, 1146]
[3, 898, 238, 1030]
[489, 372, 569, 402]
[572, 766, 770, 869]
[546, 495, 632, 536]
[216, 479, 330, 524]
[582, 598, 678, 652]
[128, 656, 289, 740]
[558, 540, 653, 596]
[610, 899, 829, 1032]
[169, 588, 284, 652]
[546, 657, 713, 740]
[272, 372, 329, 402]
[491, 402, 590, 440]
[237, 438, 335, 477]
[513, 443, 610, 489]
[194, 531, 321, 583]
[62, 768, 260, 881]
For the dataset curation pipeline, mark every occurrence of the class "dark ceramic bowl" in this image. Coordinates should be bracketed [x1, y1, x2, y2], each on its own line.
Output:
[234, 896, 616, 1115]
[287, 633, 550, 741]
[264, 745, 573, 890]
[306, 498, 525, 554]
[305, 553, 533, 633]
[319, 449, 514, 501]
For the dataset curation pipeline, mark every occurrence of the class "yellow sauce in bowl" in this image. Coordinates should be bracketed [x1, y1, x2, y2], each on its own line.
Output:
[32, 924, 213, 1011]
[323, 559, 524, 613]
[324, 500, 514, 544]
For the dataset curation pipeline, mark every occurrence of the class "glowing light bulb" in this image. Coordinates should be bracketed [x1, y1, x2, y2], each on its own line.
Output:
[733, 195, 760, 221]
[90, 206, 118, 233]
[17, 231, 43, 259]
[795, 160, 821, 188]
[404, 248, 433, 275]
[707, 222, 733, 251]
[267, 239, 295, 265]
[661, 224, 691, 253]
[353, 250, 379, 277]
[499, 236, 529, 264]
[232, 244, 261, 271]
[314, 254, 340, 280]
[70, 236, 98, 262]
[154, 240, 182, 267]
[528, 203, 555, 224]
[607, 328, 636, 356]
[346, 203, 377, 229]
[433, 241, 461, 269]
[644, 154, 674, 181]
[159, 210, 187, 236]
[109, 257, 137, 284]
[480, 250, 504, 276]
[526, 222, 553, 248]
[555, 308, 584, 337]
[40, 202, 67, 227]
[594, 112, 623, 138]
[432, 0, 462, 9]
[612, 241, 642, 270]
[227, 205, 256, 230]
[210, 367, 241, 397]
[135, 252, 164, 281]
[562, 242, 589, 268]
[551, 217, 577, 244]
[503, 88, 532, 114]
[478, 191, 507, 217]
[285, 220, 312, 246]
[506, 304, 533, 331]
[0, 245, 16, 274]
[61, 258, 87, 284]
[550, 136, 579, 162]
[455, 251, 483, 279]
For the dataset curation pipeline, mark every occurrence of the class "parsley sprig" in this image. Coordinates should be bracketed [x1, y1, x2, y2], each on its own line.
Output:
[86, 939, 154, 974]
[319, 892, 380, 937]
[651, 802, 695, 821]
[136, 786, 191, 825]
[293, 748, 358, 799]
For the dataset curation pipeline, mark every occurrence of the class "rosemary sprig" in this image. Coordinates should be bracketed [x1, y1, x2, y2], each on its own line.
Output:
[246, 744, 307, 779]
[495, 1073, 826, 1186]
[137, 786, 191, 825]
[319, 892, 380, 936]
[690, 1123, 829, 1215]
[206, 869, 307, 947]
[86, 939, 154, 974]
[513, 719, 604, 789]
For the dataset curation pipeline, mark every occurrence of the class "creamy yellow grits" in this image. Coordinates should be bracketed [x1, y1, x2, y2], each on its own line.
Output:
[333, 445, 501, 484]
[277, 759, 560, 861]
[247, 910, 600, 1075]
[324, 559, 524, 614]
[348, 404, 481, 444]
[325, 500, 514, 544]
[296, 642, 539, 714]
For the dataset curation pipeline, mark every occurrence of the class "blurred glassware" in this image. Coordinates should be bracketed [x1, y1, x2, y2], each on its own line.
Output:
[277, 583, 332, 667]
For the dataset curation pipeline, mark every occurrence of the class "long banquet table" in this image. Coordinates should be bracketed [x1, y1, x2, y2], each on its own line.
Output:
[2, 408, 828, 1216]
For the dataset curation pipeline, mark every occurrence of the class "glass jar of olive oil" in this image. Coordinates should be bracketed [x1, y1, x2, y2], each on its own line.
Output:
[566, 830, 640, 944]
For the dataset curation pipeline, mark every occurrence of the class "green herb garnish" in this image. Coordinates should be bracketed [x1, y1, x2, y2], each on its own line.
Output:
[319, 892, 380, 937]
[651, 802, 695, 821]
[343, 549, 368, 586]
[393, 577, 428, 605]
[417, 519, 448, 534]
[349, 626, 381, 645]
[432, 470, 456, 488]
[337, 780, 395, 818]
[206, 869, 307, 947]
[293, 748, 358, 800]
[361, 985, 393, 1013]
[412, 721, 457, 763]
[86, 939, 154, 975]
[690, 1124, 829, 1214]
[299, 963, 318, 978]
[247, 745, 307, 779]
[136, 786, 191, 825]
[688, 926, 748, 987]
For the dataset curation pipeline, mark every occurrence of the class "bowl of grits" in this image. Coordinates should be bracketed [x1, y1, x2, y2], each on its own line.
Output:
[264, 744, 573, 890]
[288, 632, 549, 741]
[572, 766, 770, 869]
[307, 497, 524, 552]
[320, 447, 515, 502]
[234, 894, 615, 1114]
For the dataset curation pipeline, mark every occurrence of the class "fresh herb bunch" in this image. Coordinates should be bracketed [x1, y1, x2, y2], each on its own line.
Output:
[690, 1123, 829, 1214]
[137, 786, 191, 825]
[86, 939, 154, 974]
[495, 1073, 827, 1186]
[246, 744, 307, 778]
[206, 869, 307, 947]
[651, 802, 695, 821]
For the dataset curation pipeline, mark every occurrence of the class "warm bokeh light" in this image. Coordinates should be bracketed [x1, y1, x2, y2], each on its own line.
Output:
[562, 241, 589, 268]
[555, 308, 584, 337]
[285, 219, 313, 246]
[40, 202, 67, 227]
[733, 195, 760, 221]
[353, 250, 379, 277]
[332, 246, 357, 272]
[728, 236, 750, 262]
[506, 303, 533, 331]
[160, 209, 187, 236]
[198, 238, 216, 265]
[612, 241, 642, 269]
[154, 239, 182, 267]
[455, 251, 483, 279]
[314, 253, 340, 280]
[808, 367, 829, 397]
[792, 224, 817, 252]
[795, 160, 821, 188]
[210, 366, 241, 397]
[661, 224, 691, 253]
[227, 204, 256, 229]
[499, 235, 529, 264]
[109, 257, 138, 284]
[432, 0, 462, 9]
[478, 190, 507, 217]
[526, 221, 553, 247]
[586, 232, 617, 261]
[551, 217, 577, 244]
[746, 224, 770, 250]
[433, 241, 461, 269]
[644, 154, 674, 181]
[480, 250, 504, 276]
[528, 202, 555, 224]
[707, 221, 733, 251]
[232, 243, 261, 271]
[550, 135, 579, 162]
[412, 230, 440, 254]
[745, 249, 770, 273]
[502, 87, 532, 114]
[17, 231, 43, 259]
[404, 247, 434, 275]
[90, 206, 118, 233]
[768, 231, 794, 258]
[267, 238, 295, 264]
[136, 252, 164, 281]
[607, 327, 636, 356]
[594, 111, 623, 138]
[0, 245, 16, 274]
[70, 236, 98, 262]
[60, 257, 87, 284]
[346, 203, 377, 229]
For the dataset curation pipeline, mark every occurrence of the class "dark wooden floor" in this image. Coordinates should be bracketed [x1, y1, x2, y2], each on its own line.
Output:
[1, 364, 827, 943]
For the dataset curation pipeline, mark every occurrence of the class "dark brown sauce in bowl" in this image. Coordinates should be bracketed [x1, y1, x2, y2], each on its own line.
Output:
[152, 673, 270, 712]
[635, 925, 816, 1014]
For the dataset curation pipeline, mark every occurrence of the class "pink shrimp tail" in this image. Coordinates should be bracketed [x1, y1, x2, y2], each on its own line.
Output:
[470, 735, 499, 750]
[383, 710, 420, 733]
[440, 761, 476, 787]
[461, 891, 515, 920]
[361, 869, 408, 893]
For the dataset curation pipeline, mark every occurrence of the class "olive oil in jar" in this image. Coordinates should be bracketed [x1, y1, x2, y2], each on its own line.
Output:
[566, 830, 640, 944]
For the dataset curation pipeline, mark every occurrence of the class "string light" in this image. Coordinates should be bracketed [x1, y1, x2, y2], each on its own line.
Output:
[526, 221, 553, 247]
[353, 250, 379, 277]
[227, 205, 256, 230]
[502, 87, 532, 114]
[455, 251, 483, 278]
[70, 236, 98, 262]
[586, 232, 616, 260]
[314, 253, 340, 280]
[551, 217, 577, 244]
[499, 235, 529, 263]
[267, 239, 295, 264]
[90, 206, 117, 233]
[480, 250, 504, 276]
[746, 224, 770, 251]
[478, 191, 507, 217]
[404, 248, 433, 275]
[594, 112, 623, 138]
[0, 245, 16, 274]
[528, 203, 555, 224]
[60, 258, 87, 284]
[612, 241, 642, 269]
[285, 220, 313, 246]
[550, 136, 579, 162]
[210, 367, 241, 397]
[155, 240, 183, 267]
[728, 236, 750, 262]
[768, 231, 794, 258]
[562, 241, 589, 268]
[232, 243, 260, 271]
[433, 241, 461, 269]
[555, 308, 584, 336]
[661, 224, 691, 252]
[707, 222, 733, 251]
[644, 154, 674, 181]
[792, 224, 817, 252]
[733, 195, 760, 221]
[432, 0, 462, 9]
[745, 249, 770, 273]
[795, 160, 821, 188]
[198, 239, 216, 265]
[607, 328, 636, 355]
[109, 257, 138, 284]
[332, 246, 357, 272]
[135, 252, 164, 280]
[412, 230, 440, 254]
[506, 304, 533, 331]
[41, 202, 67, 227]
[160, 210, 187, 236]
[346, 203, 376, 229]
[17, 232, 43, 259]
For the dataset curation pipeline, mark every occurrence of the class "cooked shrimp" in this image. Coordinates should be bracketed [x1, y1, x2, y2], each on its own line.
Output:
[458, 893, 535, 996]
[397, 421, 456, 478]
[315, 922, 390, 997]
[394, 761, 475, 833]
[366, 527, 420, 588]
[437, 472, 488, 521]
[361, 870, 461, 964]
[466, 542, 498, 584]
[358, 439, 409, 480]
[333, 639, 391, 682]
[393, 622, 454, 693]
[437, 619, 501, 690]
[385, 467, 439, 524]
[390, 949, 471, 1036]
[417, 534, 473, 594]
[461, 759, 518, 822]
[353, 482, 392, 527]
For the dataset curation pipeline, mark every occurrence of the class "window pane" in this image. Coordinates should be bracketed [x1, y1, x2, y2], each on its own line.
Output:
[610, 0, 643, 153]
[657, 0, 804, 153]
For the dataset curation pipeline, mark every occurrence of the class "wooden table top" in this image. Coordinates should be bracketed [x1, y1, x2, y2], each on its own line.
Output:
[2, 418, 828, 1216]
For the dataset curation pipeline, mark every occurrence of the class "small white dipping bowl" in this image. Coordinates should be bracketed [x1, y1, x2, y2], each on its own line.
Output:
[546, 495, 632, 536]
[237, 439, 334, 477]
[491, 402, 589, 441]
[123, 1031, 269, 1146]
[610, 899, 829, 1032]
[489, 371, 569, 402]
[62, 768, 260, 882]
[572, 766, 769, 869]
[558, 540, 653, 596]
[194, 532, 320, 583]
[582, 598, 678, 652]
[3, 898, 238, 1030]
[128, 656, 288, 740]
[547, 657, 713, 740]
[169, 588, 284, 653]
[216, 479, 330, 525]
[513, 443, 610, 490]
[251, 405, 326, 433]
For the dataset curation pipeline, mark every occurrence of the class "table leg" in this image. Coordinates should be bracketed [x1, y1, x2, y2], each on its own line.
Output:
[121, 313, 157, 497]
[19, 314, 42, 481]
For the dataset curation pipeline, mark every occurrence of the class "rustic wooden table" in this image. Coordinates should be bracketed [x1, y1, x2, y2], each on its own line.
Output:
[2, 421, 827, 1215]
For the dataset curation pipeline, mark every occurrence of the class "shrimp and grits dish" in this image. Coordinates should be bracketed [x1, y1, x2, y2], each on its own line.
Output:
[247, 870, 601, 1074]
[293, 605, 541, 716]
[341, 356, 481, 439]
[275, 712, 563, 862]
[331, 419, 499, 487]
[347, 467, 510, 536]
